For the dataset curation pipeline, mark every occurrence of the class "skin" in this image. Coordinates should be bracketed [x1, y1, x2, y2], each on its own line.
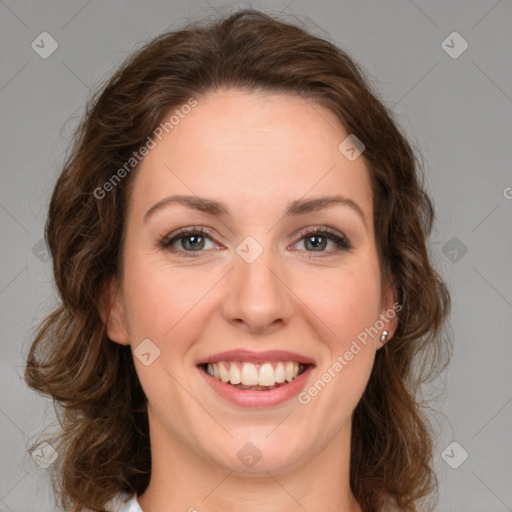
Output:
[102, 88, 397, 512]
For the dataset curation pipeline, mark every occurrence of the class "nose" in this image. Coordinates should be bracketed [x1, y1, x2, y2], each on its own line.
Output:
[221, 243, 294, 335]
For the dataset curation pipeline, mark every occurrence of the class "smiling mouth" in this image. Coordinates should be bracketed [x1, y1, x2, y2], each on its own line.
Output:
[199, 361, 310, 390]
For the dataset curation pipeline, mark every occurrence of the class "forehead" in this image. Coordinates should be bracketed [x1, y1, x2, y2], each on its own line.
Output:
[127, 88, 373, 225]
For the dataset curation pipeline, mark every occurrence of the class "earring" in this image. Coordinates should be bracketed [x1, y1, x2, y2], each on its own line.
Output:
[380, 330, 389, 343]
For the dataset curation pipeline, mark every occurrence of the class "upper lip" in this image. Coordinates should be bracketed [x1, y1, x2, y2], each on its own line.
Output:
[196, 349, 316, 366]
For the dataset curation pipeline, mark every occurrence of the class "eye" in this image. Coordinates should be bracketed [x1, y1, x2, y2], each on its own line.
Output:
[158, 226, 221, 257]
[158, 225, 352, 258]
[291, 226, 352, 256]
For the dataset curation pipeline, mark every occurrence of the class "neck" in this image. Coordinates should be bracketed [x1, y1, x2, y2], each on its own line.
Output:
[137, 410, 362, 512]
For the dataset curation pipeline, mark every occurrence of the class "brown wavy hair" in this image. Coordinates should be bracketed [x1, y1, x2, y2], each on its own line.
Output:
[24, 9, 451, 512]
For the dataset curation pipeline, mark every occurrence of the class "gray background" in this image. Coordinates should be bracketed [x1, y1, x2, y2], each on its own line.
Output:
[1, 1, 511, 511]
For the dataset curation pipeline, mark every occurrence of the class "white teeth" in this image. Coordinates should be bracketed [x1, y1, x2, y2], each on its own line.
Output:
[284, 361, 295, 382]
[258, 363, 275, 386]
[275, 362, 285, 383]
[204, 360, 303, 387]
[229, 363, 241, 384]
[241, 363, 259, 386]
[218, 361, 229, 382]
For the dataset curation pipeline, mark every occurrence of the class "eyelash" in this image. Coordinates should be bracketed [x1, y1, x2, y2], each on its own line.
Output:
[157, 225, 352, 258]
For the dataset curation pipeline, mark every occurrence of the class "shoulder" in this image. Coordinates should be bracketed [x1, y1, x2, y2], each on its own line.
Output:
[105, 492, 142, 512]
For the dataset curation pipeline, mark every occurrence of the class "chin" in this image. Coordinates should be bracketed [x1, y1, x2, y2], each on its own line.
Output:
[205, 429, 309, 475]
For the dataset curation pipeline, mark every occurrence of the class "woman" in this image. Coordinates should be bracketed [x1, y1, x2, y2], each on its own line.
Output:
[25, 9, 451, 512]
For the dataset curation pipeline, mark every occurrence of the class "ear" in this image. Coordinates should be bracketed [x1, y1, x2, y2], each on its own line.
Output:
[377, 278, 400, 349]
[98, 277, 130, 346]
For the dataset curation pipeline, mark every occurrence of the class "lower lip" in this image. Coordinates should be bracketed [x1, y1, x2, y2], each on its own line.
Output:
[198, 365, 315, 408]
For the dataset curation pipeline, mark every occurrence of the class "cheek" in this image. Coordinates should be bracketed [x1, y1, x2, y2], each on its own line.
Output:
[295, 268, 379, 418]
[294, 260, 382, 345]
[122, 252, 217, 348]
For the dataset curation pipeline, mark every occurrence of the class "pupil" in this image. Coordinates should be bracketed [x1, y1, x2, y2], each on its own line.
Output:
[183, 235, 204, 250]
[307, 235, 326, 251]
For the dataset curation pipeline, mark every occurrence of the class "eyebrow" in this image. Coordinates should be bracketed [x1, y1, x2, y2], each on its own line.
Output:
[144, 194, 367, 227]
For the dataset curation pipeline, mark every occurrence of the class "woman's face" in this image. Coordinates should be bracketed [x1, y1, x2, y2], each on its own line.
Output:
[105, 88, 396, 474]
